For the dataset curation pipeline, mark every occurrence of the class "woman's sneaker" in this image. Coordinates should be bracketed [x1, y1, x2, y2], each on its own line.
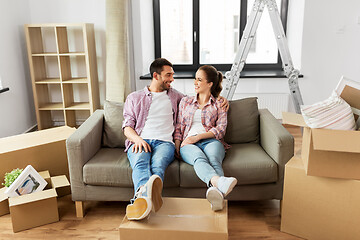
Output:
[206, 187, 224, 211]
[217, 177, 237, 197]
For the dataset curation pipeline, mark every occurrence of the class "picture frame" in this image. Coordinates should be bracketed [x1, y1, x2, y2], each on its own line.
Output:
[4, 165, 47, 198]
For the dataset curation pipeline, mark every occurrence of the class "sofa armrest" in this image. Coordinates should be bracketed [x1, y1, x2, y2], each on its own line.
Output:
[66, 109, 104, 200]
[259, 109, 294, 180]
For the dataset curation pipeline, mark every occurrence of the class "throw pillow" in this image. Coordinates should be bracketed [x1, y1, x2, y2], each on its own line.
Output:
[224, 97, 259, 144]
[300, 91, 356, 130]
[102, 100, 127, 148]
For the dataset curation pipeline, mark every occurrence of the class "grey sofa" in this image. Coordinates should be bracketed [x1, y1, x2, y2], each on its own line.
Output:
[66, 97, 294, 217]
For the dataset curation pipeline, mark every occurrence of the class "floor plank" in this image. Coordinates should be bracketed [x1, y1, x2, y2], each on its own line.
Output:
[0, 126, 303, 240]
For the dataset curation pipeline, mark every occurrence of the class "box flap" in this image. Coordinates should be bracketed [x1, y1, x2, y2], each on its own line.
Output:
[39, 171, 50, 180]
[311, 128, 360, 153]
[0, 187, 8, 202]
[50, 175, 70, 189]
[339, 83, 360, 111]
[8, 188, 57, 207]
[282, 112, 308, 127]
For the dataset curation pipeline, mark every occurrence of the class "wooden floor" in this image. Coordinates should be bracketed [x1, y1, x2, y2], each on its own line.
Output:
[0, 126, 302, 240]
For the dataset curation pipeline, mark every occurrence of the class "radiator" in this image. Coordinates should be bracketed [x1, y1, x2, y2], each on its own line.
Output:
[232, 93, 290, 119]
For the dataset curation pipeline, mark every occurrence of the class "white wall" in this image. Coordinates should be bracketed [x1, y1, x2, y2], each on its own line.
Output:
[300, 0, 360, 105]
[0, 1, 34, 138]
[0, 0, 106, 138]
[28, 0, 107, 106]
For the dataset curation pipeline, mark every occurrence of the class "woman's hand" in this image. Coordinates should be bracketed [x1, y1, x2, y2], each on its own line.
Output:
[181, 135, 200, 147]
[175, 140, 181, 159]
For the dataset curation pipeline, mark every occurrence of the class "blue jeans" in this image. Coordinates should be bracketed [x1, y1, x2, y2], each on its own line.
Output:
[127, 139, 175, 194]
[180, 138, 225, 186]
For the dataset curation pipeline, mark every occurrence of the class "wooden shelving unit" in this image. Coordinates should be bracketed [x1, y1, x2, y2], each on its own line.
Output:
[25, 23, 100, 129]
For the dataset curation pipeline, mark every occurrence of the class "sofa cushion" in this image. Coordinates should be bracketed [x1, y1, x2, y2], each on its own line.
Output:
[102, 100, 127, 148]
[179, 143, 278, 188]
[83, 148, 179, 188]
[224, 97, 259, 144]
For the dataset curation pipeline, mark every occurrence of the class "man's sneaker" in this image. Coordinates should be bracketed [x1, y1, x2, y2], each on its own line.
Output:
[206, 187, 224, 211]
[126, 196, 152, 220]
[137, 175, 163, 212]
[217, 176, 237, 197]
[144, 175, 163, 212]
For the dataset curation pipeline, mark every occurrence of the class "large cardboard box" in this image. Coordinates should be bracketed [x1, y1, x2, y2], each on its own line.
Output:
[281, 156, 360, 240]
[119, 197, 228, 240]
[0, 171, 70, 232]
[282, 111, 360, 180]
[0, 126, 76, 189]
[0, 187, 9, 216]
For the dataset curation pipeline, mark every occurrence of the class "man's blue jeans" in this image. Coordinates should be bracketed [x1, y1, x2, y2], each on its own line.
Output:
[180, 138, 225, 186]
[127, 139, 175, 194]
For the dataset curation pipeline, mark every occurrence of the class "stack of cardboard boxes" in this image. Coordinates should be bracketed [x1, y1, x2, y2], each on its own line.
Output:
[281, 80, 360, 239]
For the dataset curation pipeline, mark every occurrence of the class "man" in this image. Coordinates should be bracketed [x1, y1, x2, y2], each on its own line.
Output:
[122, 58, 228, 220]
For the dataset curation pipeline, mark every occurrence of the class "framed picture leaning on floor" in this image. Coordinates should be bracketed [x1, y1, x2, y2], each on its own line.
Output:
[4, 165, 47, 198]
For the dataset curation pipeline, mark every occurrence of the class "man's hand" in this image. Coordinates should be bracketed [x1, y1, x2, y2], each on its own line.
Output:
[132, 136, 151, 153]
[175, 139, 181, 159]
[180, 135, 200, 147]
[218, 96, 229, 111]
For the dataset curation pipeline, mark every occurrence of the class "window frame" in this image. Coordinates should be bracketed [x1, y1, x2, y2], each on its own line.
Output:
[153, 0, 289, 72]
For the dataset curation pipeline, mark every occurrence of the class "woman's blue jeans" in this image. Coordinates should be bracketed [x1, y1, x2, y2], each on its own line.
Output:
[180, 138, 225, 186]
[127, 139, 175, 194]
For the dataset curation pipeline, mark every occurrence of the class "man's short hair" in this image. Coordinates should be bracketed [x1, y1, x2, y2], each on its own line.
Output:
[149, 58, 173, 77]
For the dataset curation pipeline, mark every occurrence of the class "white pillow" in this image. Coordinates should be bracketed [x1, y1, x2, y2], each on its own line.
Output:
[300, 91, 356, 130]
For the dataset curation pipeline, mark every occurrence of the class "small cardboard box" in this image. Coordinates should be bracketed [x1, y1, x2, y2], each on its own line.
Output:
[119, 197, 228, 240]
[0, 170, 70, 233]
[281, 156, 360, 239]
[282, 111, 360, 180]
[0, 126, 76, 194]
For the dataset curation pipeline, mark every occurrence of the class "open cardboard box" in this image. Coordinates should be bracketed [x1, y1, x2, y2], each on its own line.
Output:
[283, 112, 360, 180]
[281, 156, 360, 239]
[282, 79, 360, 180]
[0, 170, 70, 233]
[119, 197, 228, 240]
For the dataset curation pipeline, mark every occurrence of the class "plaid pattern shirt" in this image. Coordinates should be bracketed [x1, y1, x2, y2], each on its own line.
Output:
[174, 95, 230, 149]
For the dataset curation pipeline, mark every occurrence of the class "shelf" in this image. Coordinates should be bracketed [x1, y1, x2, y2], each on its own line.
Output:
[35, 78, 61, 84]
[61, 78, 88, 84]
[59, 52, 86, 56]
[39, 103, 64, 110]
[32, 53, 58, 56]
[65, 102, 90, 110]
[25, 23, 99, 130]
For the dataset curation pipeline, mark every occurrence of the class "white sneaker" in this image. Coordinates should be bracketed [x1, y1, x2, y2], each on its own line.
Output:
[217, 176, 237, 197]
[206, 187, 224, 211]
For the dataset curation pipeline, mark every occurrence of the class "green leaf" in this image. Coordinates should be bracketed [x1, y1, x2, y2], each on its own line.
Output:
[2, 168, 23, 188]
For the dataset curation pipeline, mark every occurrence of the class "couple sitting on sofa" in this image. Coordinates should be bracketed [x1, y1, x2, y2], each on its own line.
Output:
[123, 58, 237, 220]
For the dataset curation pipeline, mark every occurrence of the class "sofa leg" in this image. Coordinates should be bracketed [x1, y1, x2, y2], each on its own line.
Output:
[75, 201, 85, 218]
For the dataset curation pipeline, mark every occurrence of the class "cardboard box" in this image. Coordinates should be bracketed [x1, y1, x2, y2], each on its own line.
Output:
[0, 170, 70, 232]
[282, 111, 360, 180]
[0, 187, 9, 216]
[0, 126, 76, 195]
[119, 197, 228, 240]
[281, 156, 360, 240]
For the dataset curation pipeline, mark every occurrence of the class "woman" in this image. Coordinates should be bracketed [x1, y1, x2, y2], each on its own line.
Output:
[174, 65, 237, 211]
